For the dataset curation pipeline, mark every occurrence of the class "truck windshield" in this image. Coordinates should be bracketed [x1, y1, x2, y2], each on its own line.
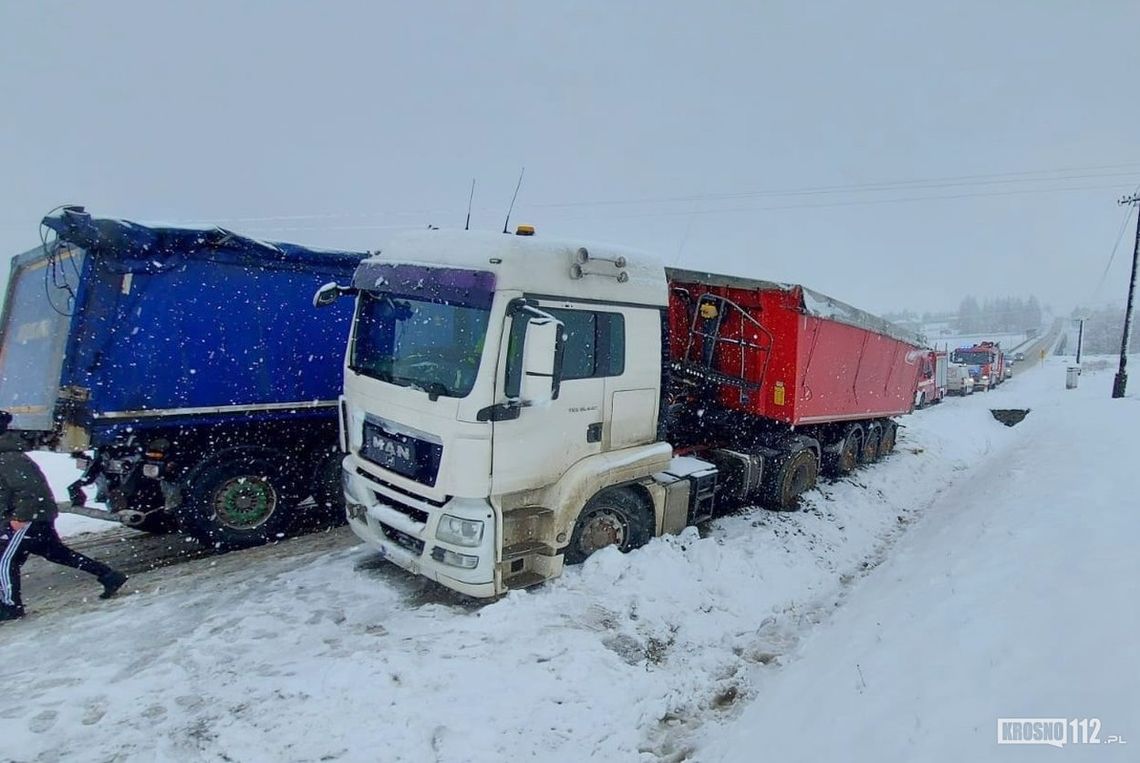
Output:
[351, 291, 490, 398]
[951, 351, 993, 365]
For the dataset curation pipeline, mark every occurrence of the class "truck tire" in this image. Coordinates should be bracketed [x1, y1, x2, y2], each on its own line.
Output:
[765, 448, 819, 510]
[860, 425, 881, 463]
[563, 487, 653, 565]
[177, 448, 302, 549]
[879, 421, 897, 455]
[823, 427, 860, 477]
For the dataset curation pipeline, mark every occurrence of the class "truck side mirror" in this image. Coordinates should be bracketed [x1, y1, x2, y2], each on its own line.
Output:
[313, 282, 357, 308]
[520, 314, 565, 403]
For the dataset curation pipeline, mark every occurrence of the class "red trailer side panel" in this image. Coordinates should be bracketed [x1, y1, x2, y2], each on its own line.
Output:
[666, 270, 924, 427]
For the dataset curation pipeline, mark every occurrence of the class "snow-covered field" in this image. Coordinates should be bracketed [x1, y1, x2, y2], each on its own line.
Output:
[1, 356, 1134, 762]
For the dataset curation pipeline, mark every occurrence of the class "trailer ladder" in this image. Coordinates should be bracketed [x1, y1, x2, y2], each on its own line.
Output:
[673, 293, 773, 404]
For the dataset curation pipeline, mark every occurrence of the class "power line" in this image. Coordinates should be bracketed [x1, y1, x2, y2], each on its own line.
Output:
[1090, 183, 1140, 303]
[2, 159, 1137, 235]
[525, 163, 1140, 210]
[526, 180, 1139, 223]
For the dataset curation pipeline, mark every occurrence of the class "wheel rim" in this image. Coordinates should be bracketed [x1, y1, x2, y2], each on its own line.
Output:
[864, 434, 879, 460]
[575, 508, 628, 556]
[213, 475, 278, 530]
[790, 462, 814, 494]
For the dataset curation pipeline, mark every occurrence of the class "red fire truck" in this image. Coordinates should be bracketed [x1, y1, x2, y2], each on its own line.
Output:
[914, 349, 948, 408]
[950, 341, 1006, 392]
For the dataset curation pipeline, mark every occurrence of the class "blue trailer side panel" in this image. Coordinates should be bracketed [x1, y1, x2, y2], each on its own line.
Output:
[63, 258, 354, 415]
[29, 209, 365, 446]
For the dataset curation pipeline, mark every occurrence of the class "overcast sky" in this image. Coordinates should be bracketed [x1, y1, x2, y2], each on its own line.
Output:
[3, 1, 1139, 315]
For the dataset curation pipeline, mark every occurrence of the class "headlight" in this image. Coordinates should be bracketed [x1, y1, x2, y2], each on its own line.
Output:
[435, 514, 484, 547]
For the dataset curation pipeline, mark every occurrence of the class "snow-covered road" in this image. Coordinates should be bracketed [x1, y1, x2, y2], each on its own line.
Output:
[1, 355, 1124, 762]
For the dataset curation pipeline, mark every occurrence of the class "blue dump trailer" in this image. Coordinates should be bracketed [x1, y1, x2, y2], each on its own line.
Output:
[0, 206, 366, 547]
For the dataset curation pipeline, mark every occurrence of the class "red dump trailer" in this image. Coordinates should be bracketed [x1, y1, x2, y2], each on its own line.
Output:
[663, 269, 926, 500]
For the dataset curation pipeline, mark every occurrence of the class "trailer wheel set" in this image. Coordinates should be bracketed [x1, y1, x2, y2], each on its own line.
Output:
[177, 447, 302, 548]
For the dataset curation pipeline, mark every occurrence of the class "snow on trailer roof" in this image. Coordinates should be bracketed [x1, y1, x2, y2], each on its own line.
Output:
[666, 267, 926, 348]
[40, 207, 367, 270]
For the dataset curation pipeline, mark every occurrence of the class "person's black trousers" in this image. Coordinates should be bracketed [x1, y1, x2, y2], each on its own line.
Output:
[0, 520, 115, 611]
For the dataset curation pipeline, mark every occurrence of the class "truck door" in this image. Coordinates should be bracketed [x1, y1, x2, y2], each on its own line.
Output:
[490, 299, 621, 497]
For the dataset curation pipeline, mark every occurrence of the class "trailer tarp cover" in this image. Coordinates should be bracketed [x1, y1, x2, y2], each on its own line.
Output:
[42, 207, 363, 273]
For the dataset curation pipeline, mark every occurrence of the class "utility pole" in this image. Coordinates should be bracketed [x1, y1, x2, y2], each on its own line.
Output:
[1113, 194, 1140, 398]
[1075, 316, 1086, 365]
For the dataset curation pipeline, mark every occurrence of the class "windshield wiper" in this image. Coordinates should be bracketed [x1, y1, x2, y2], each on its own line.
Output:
[350, 366, 453, 400]
[421, 381, 451, 401]
[386, 375, 452, 400]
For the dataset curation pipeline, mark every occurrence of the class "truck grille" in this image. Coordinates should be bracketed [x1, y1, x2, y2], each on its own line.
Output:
[357, 468, 448, 508]
[374, 491, 429, 525]
[379, 521, 425, 556]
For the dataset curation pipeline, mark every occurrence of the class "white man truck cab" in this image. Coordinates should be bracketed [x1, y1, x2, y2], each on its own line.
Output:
[319, 227, 923, 598]
[321, 229, 673, 597]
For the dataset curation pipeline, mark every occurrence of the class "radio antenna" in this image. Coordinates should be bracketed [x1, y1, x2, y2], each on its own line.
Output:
[465, 178, 476, 231]
[502, 167, 525, 234]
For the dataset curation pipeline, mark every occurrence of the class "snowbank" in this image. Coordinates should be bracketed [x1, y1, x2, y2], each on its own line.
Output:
[698, 357, 1138, 762]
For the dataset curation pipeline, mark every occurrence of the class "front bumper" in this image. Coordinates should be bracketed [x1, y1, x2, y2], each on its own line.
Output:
[343, 460, 498, 598]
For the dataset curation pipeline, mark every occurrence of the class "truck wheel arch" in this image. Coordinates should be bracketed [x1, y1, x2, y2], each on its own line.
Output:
[526, 442, 673, 547]
[562, 485, 654, 565]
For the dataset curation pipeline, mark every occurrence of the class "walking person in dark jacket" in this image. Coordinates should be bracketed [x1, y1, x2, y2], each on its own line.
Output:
[0, 412, 127, 621]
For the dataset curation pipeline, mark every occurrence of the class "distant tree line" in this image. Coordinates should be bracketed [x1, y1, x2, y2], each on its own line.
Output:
[881, 309, 955, 325]
[955, 295, 1042, 334]
[884, 296, 1045, 337]
[1069, 305, 1138, 355]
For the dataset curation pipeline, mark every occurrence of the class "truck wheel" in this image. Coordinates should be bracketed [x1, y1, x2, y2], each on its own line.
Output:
[563, 487, 653, 565]
[879, 422, 897, 454]
[823, 428, 860, 477]
[765, 449, 819, 510]
[178, 449, 301, 549]
[860, 426, 881, 463]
